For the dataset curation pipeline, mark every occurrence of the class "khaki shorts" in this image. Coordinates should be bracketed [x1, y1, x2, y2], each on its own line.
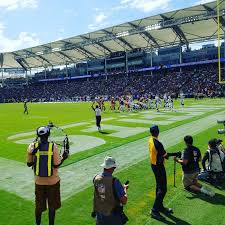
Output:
[182, 171, 199, 189]
[35, 181, 61, 214]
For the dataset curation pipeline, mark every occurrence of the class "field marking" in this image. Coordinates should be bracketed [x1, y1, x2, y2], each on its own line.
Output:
[15, 135, 106, 154]
[119, 118, 174, 125]
[0, 110, 224, 201]
[82, 124, 147, 138]
[7, 122, 90, 140]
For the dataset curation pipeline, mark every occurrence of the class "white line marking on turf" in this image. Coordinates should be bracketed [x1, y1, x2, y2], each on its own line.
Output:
[7, 122, 90, 140]
[15, 135, 106, 155]
[119, 119, 174, 125]
[1, 110, 224, 201]
[82, 124, 147, 138]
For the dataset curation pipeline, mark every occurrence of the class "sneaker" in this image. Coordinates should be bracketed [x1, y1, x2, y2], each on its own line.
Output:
[201, 187, 215, 197]
[150, 210, 165, 221]
[160, 207, 174, 214]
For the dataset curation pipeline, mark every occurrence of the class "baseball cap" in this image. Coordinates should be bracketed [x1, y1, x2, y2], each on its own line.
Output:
[101, 156, 117, 169]
[150, 125, 159, 133]
[208, 139, 217, 148]
[37, 126, 50, 137]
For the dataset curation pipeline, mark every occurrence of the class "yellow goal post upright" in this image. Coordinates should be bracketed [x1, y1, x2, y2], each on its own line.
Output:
[217, 0, 225, 84]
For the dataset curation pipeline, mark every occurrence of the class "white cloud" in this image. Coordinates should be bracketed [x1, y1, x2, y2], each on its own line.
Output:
[195, 0, 213, 5]
[0, 0, 38, 11]
[95, 12, 107, 23]
[0, 23, 40, 52]
[88, 12, 109, 31]
[119, 0, 171, 13]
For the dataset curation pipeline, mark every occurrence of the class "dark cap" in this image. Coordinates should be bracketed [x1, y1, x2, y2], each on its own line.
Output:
[208, 139, 217, 148]
[150, 125, 159, 134]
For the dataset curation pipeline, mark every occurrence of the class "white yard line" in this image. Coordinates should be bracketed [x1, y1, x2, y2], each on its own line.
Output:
[0, 110, 224, 201]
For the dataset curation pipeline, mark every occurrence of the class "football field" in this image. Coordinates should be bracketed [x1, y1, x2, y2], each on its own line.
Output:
[0, 98, 225, 225]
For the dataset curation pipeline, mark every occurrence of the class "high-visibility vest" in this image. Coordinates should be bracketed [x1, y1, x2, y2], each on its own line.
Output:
[34, 142, 54, 177]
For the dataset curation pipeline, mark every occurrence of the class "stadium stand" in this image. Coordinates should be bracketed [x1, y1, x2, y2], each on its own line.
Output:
[0, 63, 224, 103]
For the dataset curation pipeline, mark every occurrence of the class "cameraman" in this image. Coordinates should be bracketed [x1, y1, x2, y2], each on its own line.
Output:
[26, 126, 68, 225]
[93, 156, 129, 225]
[174, 136, 214, 197]
[148, 125, 180, 220]
[201, 139, 225, 183]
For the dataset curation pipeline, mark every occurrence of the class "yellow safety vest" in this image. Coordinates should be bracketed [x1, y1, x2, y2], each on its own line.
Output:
[34, 142, 54, 177]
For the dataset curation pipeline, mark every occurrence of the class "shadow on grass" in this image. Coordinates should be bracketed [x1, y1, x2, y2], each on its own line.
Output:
[151, 214, 192, 225]
[186, 192, 225, 206]
[99, 131, 111, 134]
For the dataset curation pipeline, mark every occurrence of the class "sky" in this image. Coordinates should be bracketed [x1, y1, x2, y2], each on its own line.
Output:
[0, 0, 214, 52]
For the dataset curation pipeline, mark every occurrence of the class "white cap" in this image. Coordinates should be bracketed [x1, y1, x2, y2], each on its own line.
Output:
[101, 156, 117, 169]
[37, 126, 49, 136]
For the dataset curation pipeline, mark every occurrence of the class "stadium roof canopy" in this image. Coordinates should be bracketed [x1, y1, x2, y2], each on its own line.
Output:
[1, 0, 225, 70]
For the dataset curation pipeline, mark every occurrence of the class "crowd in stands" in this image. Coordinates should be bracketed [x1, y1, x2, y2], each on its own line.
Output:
[0, 64, 224, 103]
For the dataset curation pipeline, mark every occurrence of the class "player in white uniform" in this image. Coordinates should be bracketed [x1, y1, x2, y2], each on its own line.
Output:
[180, 92, 185, 108]
[163, 94, 168, 109]
[168, 95, 173, 111]
[155, 95, 160, 112]
[148, 96, 154, 109]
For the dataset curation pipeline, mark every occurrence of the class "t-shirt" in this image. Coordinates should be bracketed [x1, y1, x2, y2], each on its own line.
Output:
[27, 142, 61, 185]
[95, 108, 101, 116]
[182, 145, 201, 174]
[148, 136, 167, 165]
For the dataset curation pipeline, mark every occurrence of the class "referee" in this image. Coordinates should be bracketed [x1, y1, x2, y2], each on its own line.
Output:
[92, 102, 102, 132]
[148, 125, 179, 220]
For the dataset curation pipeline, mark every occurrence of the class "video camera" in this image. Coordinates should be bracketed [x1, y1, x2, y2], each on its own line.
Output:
[217, 120, 225, 135]
[168, 151, 182, 158]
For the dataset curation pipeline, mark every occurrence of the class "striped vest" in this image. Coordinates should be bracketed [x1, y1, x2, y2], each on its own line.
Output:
[33, 142, 54, 177]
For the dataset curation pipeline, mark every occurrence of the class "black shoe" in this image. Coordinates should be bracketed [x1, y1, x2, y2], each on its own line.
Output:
[160, 207, 174, 214]
[150, 210, 165, 221]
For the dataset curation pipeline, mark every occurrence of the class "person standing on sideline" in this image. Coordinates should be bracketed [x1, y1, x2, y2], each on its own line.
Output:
[93, 156, 129, 225]
[92, 102, 102, 132]
[27, 126, 68, 225]
[148, 125, 180, 220]
[24, 100, 29, 115]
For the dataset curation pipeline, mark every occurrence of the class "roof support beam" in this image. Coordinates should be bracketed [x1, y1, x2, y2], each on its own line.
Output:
[203, 5, 225, 29]
[81, 35, 113, 54]
[78, 47, 96, 58]
[103, 29, 134, 50]
[23, 50, 53, 67]
[12, 53, 29, 71]
[57, 51, 75, 62]
[42, 45, 74, 63]
[160, 14, 189, 46]
[128, 22, 160, 48]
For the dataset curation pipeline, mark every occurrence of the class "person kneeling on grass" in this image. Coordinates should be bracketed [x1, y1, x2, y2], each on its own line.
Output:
[199, 139, 225, 184]
[174, 135, 215, 197]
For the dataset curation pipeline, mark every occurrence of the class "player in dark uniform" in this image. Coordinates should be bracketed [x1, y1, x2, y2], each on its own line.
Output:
[24, 100, 29, 115]
[110, 97, 116, 111]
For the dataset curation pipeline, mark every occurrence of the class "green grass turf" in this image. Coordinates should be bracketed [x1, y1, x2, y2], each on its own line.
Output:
[0, 98, 225, 225]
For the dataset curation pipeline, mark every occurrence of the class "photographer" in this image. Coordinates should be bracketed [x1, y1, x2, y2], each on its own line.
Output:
[174, 136, 214, 197]
[93, 156, 129, 225]
[26, 126, 68, 225]
[148, 125, 180, 220]
[200, 139, 225, 184]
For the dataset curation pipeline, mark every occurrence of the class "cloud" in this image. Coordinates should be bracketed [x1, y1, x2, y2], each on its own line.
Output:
[119, 0, 171, 13]
[195, 0, 213, 5]
[88, 12, 109, 31]
[0, 0, 38, 11]
[0, 23, 40, 52]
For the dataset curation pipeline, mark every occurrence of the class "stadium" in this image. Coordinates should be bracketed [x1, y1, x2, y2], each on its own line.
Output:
[0, 0, 225, 225]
